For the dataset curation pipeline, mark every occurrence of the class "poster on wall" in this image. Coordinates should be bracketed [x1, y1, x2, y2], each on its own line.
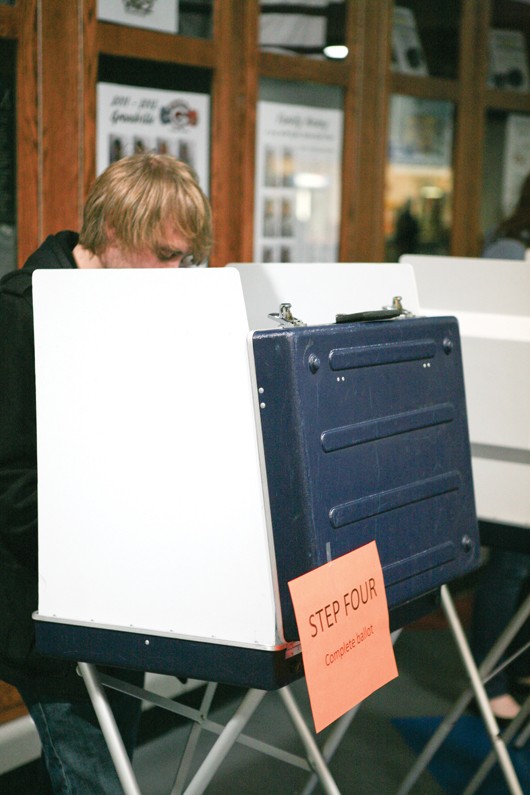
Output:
[388, 96, 454, 167]
[488, 29, 530, 92]
[391, 6, 428, 76]
[254, 101, 343, 263]
[97, 82, 210, 193]
[502, 113, 530, 215]
[97, 0, 179, 33]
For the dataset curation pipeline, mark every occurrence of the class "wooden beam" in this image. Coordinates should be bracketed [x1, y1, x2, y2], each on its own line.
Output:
[82, 0, 97, 199]
[16, 0, 39, 266]
[209, 0, 258, 267]
[347, 0, 392, 262]
[41, 0, 84, 235]
[97, 22, 215, 69]
[391, 74, 459, 102]
[0, 5, 17, 38]
[451, 0, 490, 256]
[259, 51, 349, 86]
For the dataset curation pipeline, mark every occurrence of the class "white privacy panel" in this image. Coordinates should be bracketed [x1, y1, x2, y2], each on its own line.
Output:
[33, 268, 279, 646]
[403, 254, 530, 528]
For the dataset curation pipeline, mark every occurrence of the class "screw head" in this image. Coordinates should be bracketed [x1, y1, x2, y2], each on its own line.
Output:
[308, 354, 320, 373]
[443, 337, 453, 355]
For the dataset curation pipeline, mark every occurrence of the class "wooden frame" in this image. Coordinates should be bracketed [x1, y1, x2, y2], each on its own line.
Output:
[4, 0, 530, 272]
[1, 0, 39, 268]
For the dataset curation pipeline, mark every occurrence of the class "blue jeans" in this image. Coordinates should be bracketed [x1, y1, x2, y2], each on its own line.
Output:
[19, 667, 144, 794]
[471, 549, 530, 698]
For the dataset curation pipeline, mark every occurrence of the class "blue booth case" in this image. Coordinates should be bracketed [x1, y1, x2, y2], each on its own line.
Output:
[251, 315, 479, 642]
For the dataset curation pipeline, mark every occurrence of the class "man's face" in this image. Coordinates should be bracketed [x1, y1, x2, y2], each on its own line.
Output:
[100, 228, 193, 269]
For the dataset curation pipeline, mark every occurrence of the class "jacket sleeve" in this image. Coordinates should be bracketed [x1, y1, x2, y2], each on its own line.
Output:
[0, 286, 38, 571]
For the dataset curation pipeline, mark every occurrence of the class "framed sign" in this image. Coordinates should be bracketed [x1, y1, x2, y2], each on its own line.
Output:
[488, 29, 530, 92]
[392, 6, 428, 76]
[254, 100, 343, 263]
[389, 96, 454, 167]
[97, 0, 179, 34]
[502, 113, 530, 215]
[97, 82, 210, 192]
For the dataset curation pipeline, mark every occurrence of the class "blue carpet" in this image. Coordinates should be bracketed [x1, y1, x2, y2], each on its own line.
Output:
[393, 714, 530, 794]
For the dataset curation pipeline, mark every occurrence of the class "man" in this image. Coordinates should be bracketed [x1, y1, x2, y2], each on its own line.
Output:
[0, 153, 212, 793]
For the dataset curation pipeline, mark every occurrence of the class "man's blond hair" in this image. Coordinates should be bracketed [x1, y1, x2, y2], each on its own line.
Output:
[79, 154, 212, 264]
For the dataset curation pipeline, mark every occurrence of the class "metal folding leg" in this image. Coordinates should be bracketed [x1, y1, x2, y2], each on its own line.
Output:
[78, 662, 142, 795]
[170, 683, 348, 795]
[298, 629, 401, 795]
[300, 706, 360, 795]
[279, 686, 341, 795]
[170, 682, 218, 794]
[463, 694, 530, 795]
[397, 585, 530, 795]
[79, 665, 349, 795]
[179, 688, 268, 795]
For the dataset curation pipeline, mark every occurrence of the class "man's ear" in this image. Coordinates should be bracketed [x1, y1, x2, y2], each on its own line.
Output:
[104, 225, 117, 247]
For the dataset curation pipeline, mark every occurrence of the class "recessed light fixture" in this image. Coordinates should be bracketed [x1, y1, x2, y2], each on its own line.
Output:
[323, 45, 349, 60]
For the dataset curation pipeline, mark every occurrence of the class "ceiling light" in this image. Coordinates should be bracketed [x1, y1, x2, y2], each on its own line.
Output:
[323, 45, 348, 60]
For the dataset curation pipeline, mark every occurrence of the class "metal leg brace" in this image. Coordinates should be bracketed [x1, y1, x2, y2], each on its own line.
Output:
[79, 666, 350, 794]
[397, 586, 530, 795]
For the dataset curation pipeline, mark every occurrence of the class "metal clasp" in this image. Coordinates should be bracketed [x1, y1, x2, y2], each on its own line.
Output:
[268, 303, 306, 327]
[384, 295, 414, 317]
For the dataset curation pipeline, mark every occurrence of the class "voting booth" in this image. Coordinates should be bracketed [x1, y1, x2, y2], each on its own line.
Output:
[401, 254, 530, 538]
[32, 263, 480, 794]
[397, 254, 530, 795]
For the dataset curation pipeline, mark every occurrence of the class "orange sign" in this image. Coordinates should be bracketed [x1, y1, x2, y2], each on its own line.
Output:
[288, 541, 398, 732]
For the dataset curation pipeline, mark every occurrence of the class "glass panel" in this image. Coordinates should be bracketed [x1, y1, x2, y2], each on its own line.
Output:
[0, 39, 16, 277]
[178, 0, 213, 38]
[385, 95, 454, 260]
[254, 78, 343, 263]
[259, 1, 347, 60]
[97, 0, 213, 39]
[392, 0, 462, 79]
[481, 109, 530, 256]
[488, 1, 530, 92]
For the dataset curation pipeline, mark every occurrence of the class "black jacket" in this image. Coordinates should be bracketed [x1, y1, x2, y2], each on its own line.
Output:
[0, 231, 88, 695]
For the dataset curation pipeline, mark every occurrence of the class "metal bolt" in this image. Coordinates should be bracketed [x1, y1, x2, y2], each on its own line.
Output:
[308, 354, 320, 374]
